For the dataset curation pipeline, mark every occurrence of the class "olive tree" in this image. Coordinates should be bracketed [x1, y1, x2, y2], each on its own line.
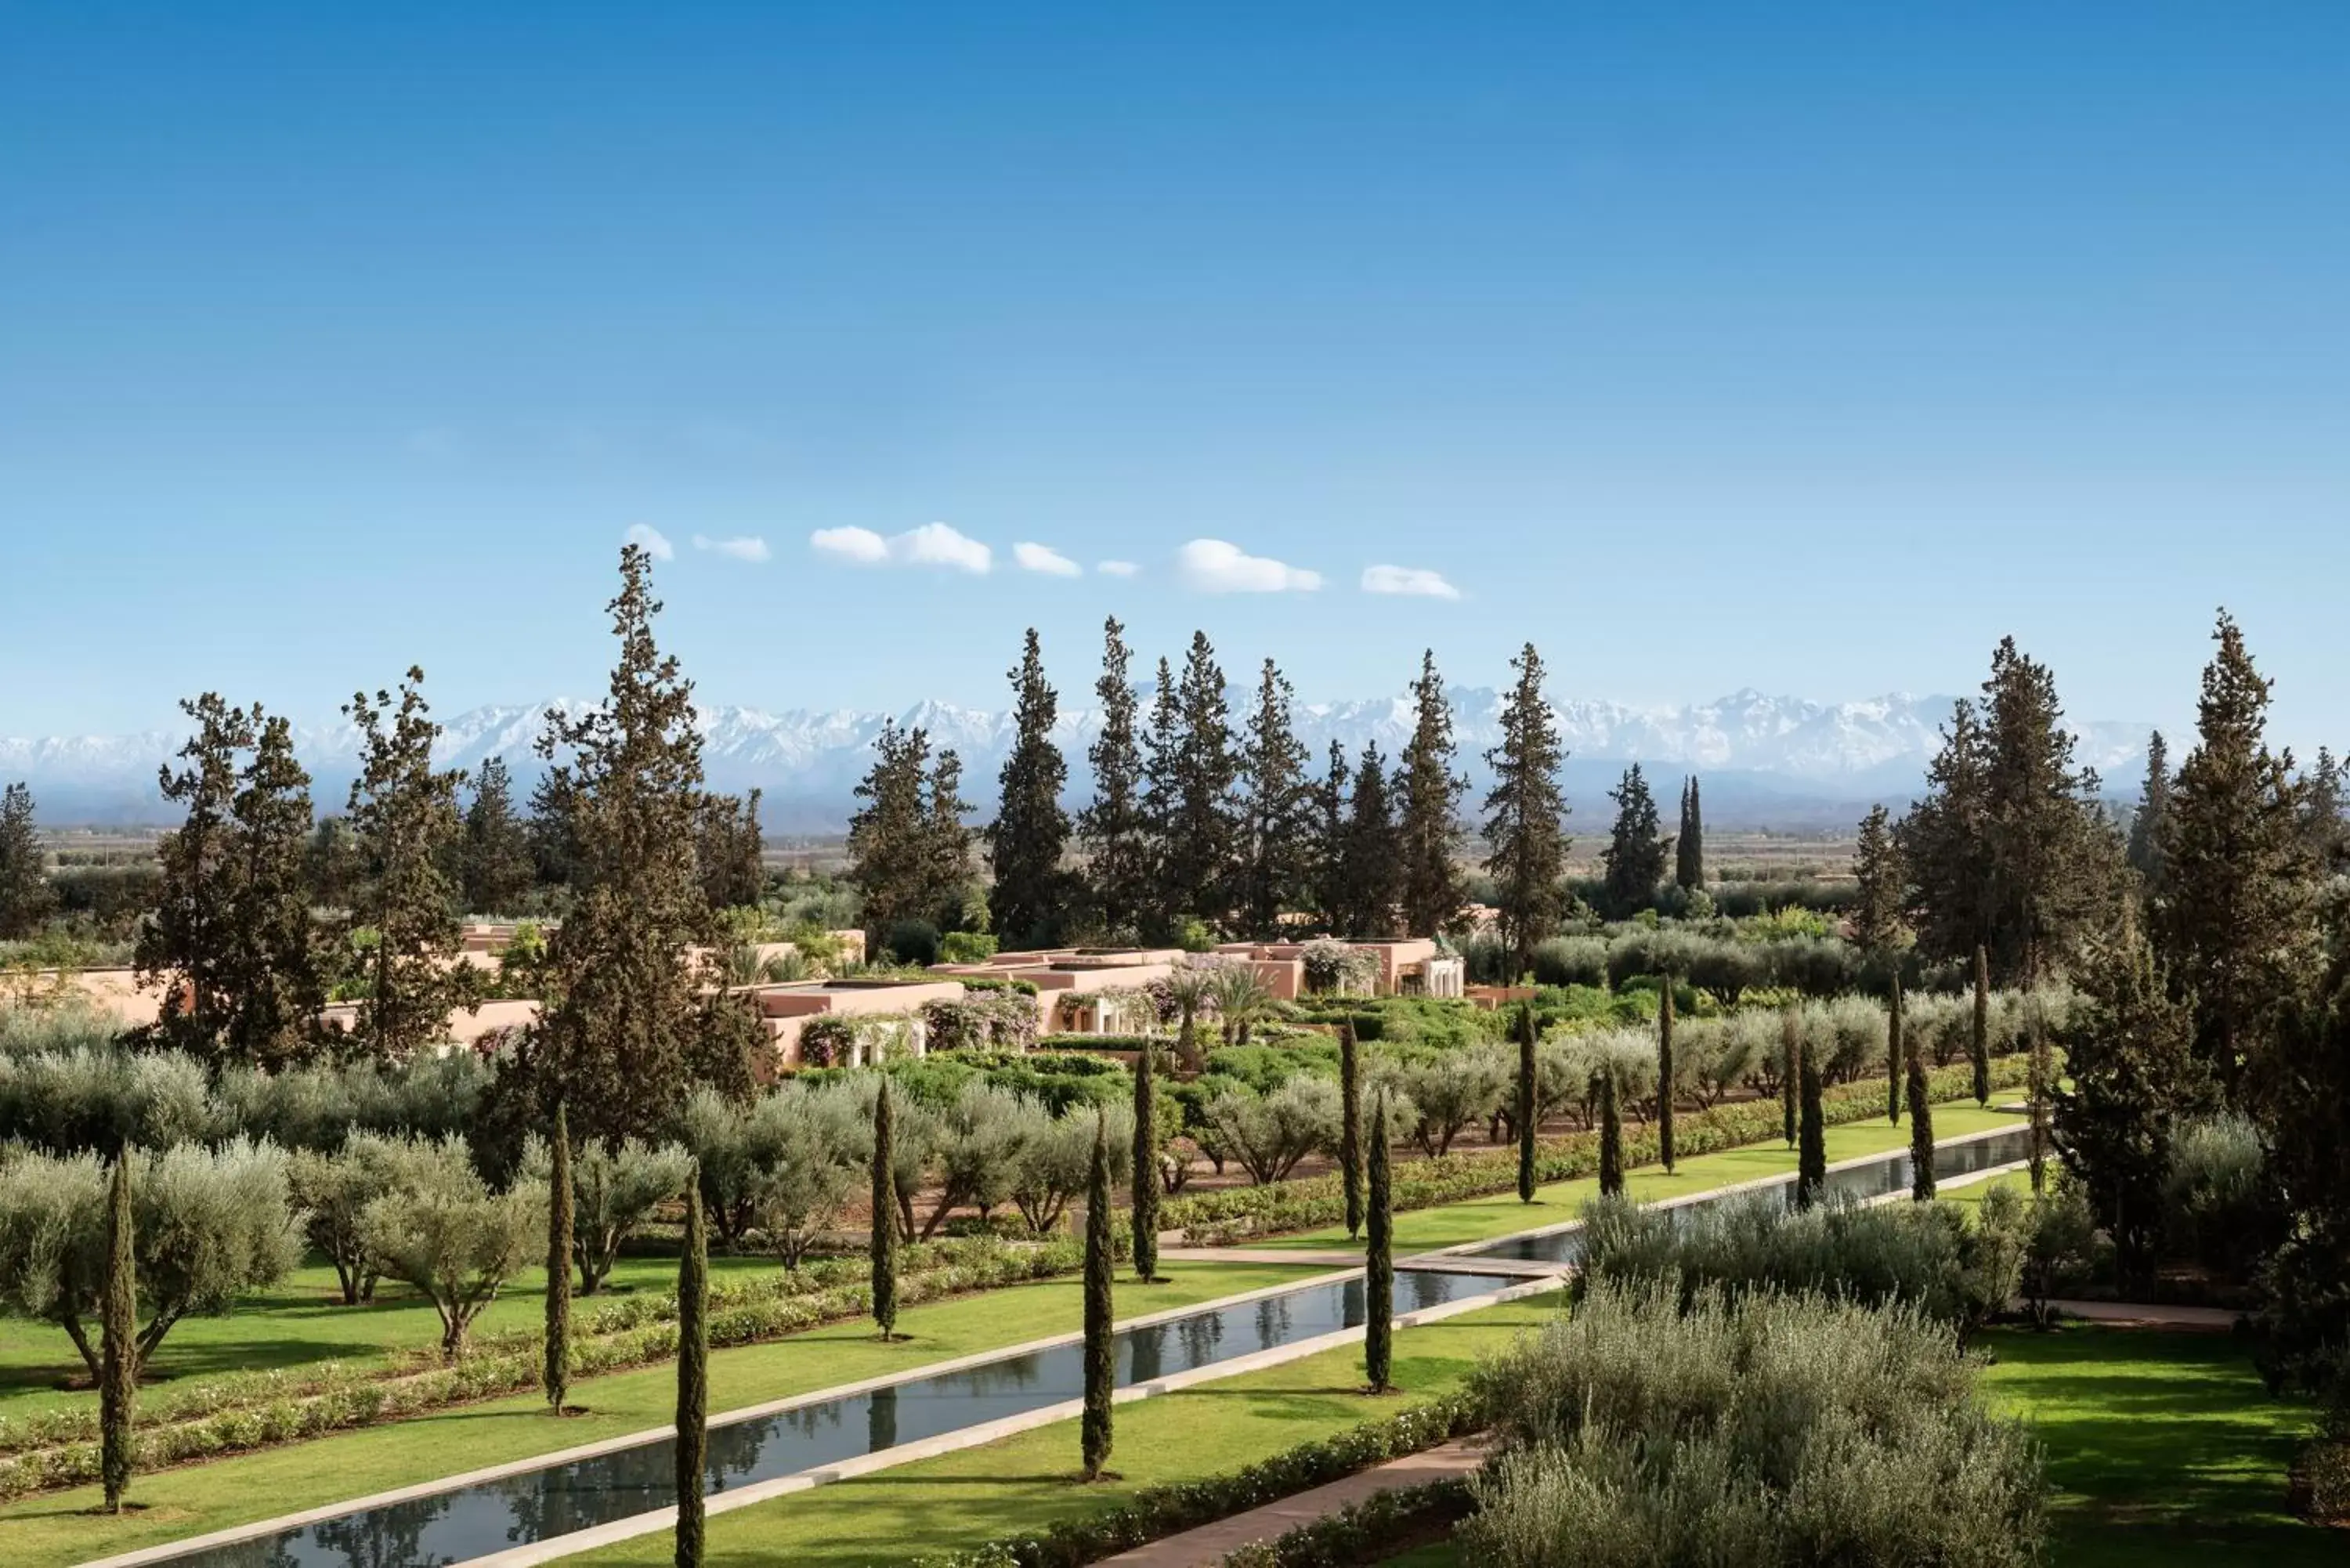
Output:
[360, 1135, 544, 1358]
[1011, 1100, 1133, 1236]
[524, 1136, 692, 1293]
[0, 1138, 303, 1378]
[287, 1131, 409, 1305]
[1202, 1077, 1340, 1185]
[1402, 1046, 1509, 1158]
[746, 1082, 867, 1268]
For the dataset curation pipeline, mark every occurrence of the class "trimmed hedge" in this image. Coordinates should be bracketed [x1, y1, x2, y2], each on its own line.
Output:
[1219, 1479, 1473, 1566]
[910, 1394, 1481, 1567]
[1162, 1054, 2031, 1245]
[0, 1237, 1086, 1499]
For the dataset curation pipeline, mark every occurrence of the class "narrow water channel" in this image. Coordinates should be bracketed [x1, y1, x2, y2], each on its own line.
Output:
[1464, 1125, 2035, 1265]
[147, 1266, 1522, 1568]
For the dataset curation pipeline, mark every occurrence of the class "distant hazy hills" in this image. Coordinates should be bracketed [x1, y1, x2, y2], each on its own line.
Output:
[2, 688, 2154, 833]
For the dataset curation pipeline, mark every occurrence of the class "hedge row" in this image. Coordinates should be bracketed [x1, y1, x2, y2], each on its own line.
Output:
[0, 1237, 1086, 1498]
[1219, 1479, 1474, 1567]
[910, 1394, 1481, 1568]
[1162, 1054, 2032, 1246]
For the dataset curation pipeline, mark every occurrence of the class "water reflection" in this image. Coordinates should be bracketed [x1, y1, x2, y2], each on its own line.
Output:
[154, 1267, 1520, 1568]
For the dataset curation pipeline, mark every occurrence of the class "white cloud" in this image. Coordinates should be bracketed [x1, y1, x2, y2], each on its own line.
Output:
[624, 524, 674, 561]
[693, 533, 772, 563]
[1097, 559, 1140, 578]
[1176, 538, 1322, 594]
[1361, 564, 1462, 600]
[812, 522, 992, 574]
[1013, 541, 1082, 577]
[895, 522, 992, 573]
[810, 526, 891, 564]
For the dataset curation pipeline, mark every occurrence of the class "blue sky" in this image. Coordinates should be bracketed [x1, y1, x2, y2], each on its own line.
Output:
[4, 3, 2346, 748]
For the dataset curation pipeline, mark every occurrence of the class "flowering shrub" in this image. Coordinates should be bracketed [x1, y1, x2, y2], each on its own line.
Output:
[797, 1015, 855, 1068]
[924, 992, 1040, 1054]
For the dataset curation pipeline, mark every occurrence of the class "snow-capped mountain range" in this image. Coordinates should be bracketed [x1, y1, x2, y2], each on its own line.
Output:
[2, 689, 2154, 833]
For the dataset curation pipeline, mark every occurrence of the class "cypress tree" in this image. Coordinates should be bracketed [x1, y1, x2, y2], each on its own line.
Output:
[1655, 982, 1676, 1173]
[1334, 742, 1402, 938]
[220, 711, 325, 1071]
[461, 755, 537, 917]
[1483, 644, 1570, 973]
[1339, 1020, 1365, 1237]
[1596, 1067, 1624, 1198]
[1081, 1114, 1115, 1479]
[987, 629, 1070, 948]
[1971, 945, 1993, 1107]
[1797, 1047, 1827, 1209]
[1851, 804, 1906, 957]
[136, 693, 254, 1059]
[1780, 1006, 1801, 1149]
[1886, 974, 1904, 1124]
[1516, 1003, 1538, 1201]
[1130, 1041, 1160, 1282]
[2028, 1020, 2052, 1197]
[1907, 1037, 1936, 1201]
[846, 720, 937, 946]
[1311, 739, 1348, 931]
[2125, 729, 2171, 891]
[100, 1149, 136, 1513]
[1675, 775, 1705, 891]
[1394, 652, 1468, 940]
[1149, 632, 1242, 932]
[870, 1082, 898, 1339]
[544, 1099, 574, 1413]
[1364, 1088, 1394, 1393]
[673, 1180, 708, 1568]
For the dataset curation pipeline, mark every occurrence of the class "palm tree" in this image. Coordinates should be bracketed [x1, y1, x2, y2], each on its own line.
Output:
[1206, 963, 1277, 1048]
[1162, 965, 1217, 1072]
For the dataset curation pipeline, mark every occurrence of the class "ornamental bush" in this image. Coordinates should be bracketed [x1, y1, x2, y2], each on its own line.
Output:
[1462, 1282, 2045, 1568]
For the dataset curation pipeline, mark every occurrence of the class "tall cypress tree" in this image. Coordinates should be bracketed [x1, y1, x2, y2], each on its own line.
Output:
[2028, 1020, 2052, 1197]
[924, 748, 974, 932]
[2126, 730, 2171, 893]
[1886, 974, 1905, 1124]
[1971, 945, 1993, 1106]
[871, 1082, 898, 1339]
[1780, 1006, 1801, 1149]
[1081, 1115, 1115, 1479]
[1078, 617, 1152, 941]
[1517, 1003, 1539, 1201]
[1339, 1020, 1365, 1237]
[1364, 1088, 1394, 1394]
[847, 720, 936, 945]
[1599, 764, 1668, 919]
[544, 1100, 574, 1413]
[1675, 775, 1705, 891]
[1483, 643, 1569, 974]
[345, 667, 474, 1061]
[534, 547, 727, 1144]
[1237, 659, 1311, 938]
[674, 1181, 708, 1568]
[1394, 652, 1467, 939]
[461, 756, 537, 917]
[1655, 981, 1676, 1172]
[988, 630, 1069, 948]
[694, 789, 765, 914]
[1130, 1041, 1160, 1282]
[2156, 611, 2318, 1097]
[100, 1149, 136, 1512]
[1596, 1066, 1624, 1197]
[1907, 1034, 1936, 1201]
[1797, 1047, 1827, 1209]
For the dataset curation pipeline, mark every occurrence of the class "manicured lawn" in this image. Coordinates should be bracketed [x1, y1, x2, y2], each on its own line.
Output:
[1257, 1100, 2025, 1254]
[0, 1259, 1329, 1568]
[567, 1293, 1566, 1566]
[1980, 1325, 2333, 1566]
[0, 1250, 781, 1416]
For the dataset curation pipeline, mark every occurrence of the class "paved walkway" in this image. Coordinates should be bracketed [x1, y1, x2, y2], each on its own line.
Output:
[1096, 1436, 1490, 1566]
[2041, 1298, 2240, 1331]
